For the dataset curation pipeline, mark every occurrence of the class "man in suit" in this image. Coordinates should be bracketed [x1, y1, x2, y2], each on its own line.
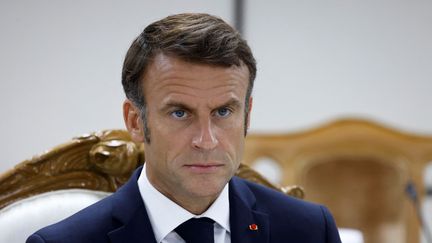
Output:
[27, 13, 342, 243]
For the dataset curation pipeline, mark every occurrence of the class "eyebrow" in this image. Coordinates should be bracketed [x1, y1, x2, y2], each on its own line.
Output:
[161, 101, 193, 113]
[221, 97, 242, 110]
[161, 97, 243, 113]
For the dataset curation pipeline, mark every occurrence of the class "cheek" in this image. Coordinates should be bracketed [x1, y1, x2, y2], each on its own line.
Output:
[153, 125, 192, 158]
[217, 111, 246, 131]
[219, 125, 245, 159]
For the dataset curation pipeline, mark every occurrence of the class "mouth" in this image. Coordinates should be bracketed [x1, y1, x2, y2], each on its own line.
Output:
[183, 163, 224, 173]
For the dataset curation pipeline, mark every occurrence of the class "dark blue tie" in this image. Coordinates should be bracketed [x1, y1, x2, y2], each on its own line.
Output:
[175, 217, 215, 243]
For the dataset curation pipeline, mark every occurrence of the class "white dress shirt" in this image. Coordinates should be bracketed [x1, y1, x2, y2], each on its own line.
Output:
[137, 163, 231, 243]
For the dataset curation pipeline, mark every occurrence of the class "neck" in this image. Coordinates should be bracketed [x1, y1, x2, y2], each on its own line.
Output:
[157, 185, 219, 215]
[176, 196, 216, 215]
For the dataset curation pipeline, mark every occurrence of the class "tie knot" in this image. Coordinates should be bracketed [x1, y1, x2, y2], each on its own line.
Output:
[175, 217, 215, 243]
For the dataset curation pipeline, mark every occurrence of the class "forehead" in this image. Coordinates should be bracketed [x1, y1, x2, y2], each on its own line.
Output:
[142, 54, 250, 101]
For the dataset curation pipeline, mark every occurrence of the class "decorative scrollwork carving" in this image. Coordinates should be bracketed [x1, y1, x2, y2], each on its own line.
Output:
[282, 185, 305, 199]
[0, 130, 144, 209]
[89, 140, 139, 176]
[235, 164, 304, 199]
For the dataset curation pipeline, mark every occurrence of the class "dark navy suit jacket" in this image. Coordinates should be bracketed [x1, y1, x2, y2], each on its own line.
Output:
[27, 167, 341, 243]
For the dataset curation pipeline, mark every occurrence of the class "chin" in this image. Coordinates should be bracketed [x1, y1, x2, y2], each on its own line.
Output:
[188, 179, 227, 198]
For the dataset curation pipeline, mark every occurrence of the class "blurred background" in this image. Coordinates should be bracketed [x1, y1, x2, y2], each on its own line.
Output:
[1, 0, 431, 242]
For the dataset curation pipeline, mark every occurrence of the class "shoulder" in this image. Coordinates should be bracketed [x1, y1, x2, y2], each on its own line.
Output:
[231, 176, 341, 242]
[232, 176, 322, 212]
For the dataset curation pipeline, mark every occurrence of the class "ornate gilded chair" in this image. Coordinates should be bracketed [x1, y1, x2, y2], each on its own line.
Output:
[243, 118, 432, 243]
[0, 130, 303, 243]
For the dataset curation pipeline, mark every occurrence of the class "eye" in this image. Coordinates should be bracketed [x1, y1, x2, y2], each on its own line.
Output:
[171, 110, 188, 119]
[215, 107, 231, 118]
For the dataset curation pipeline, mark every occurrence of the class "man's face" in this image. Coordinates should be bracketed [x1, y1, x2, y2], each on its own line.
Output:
[131, 54, 251, 210]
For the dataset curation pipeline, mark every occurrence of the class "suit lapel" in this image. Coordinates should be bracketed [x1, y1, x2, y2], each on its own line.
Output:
[107, 166, 157, 243]
[229, 177, 270, 243]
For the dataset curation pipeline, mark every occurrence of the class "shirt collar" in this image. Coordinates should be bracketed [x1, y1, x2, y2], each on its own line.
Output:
[137, 163, 230, 243]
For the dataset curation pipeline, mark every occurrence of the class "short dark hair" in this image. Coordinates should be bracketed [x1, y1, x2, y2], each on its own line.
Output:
[121, 13, 256, 142]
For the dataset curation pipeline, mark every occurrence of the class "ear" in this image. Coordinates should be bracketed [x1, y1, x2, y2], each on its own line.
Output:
[246, 96, 253, 130]
[123, 99, 145, 142]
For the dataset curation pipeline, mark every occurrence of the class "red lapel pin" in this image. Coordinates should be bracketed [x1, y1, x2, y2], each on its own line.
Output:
[248, 223, 258, 231]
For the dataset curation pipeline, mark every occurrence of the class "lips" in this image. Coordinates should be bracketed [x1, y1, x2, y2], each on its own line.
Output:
[183, 163, 224, 173]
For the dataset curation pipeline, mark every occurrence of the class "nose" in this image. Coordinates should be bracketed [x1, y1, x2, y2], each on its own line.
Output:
[191, 118, 219, 151]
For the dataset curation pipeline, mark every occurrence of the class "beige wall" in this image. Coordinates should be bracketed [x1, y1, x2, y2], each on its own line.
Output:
[245, 0, 432, 134]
